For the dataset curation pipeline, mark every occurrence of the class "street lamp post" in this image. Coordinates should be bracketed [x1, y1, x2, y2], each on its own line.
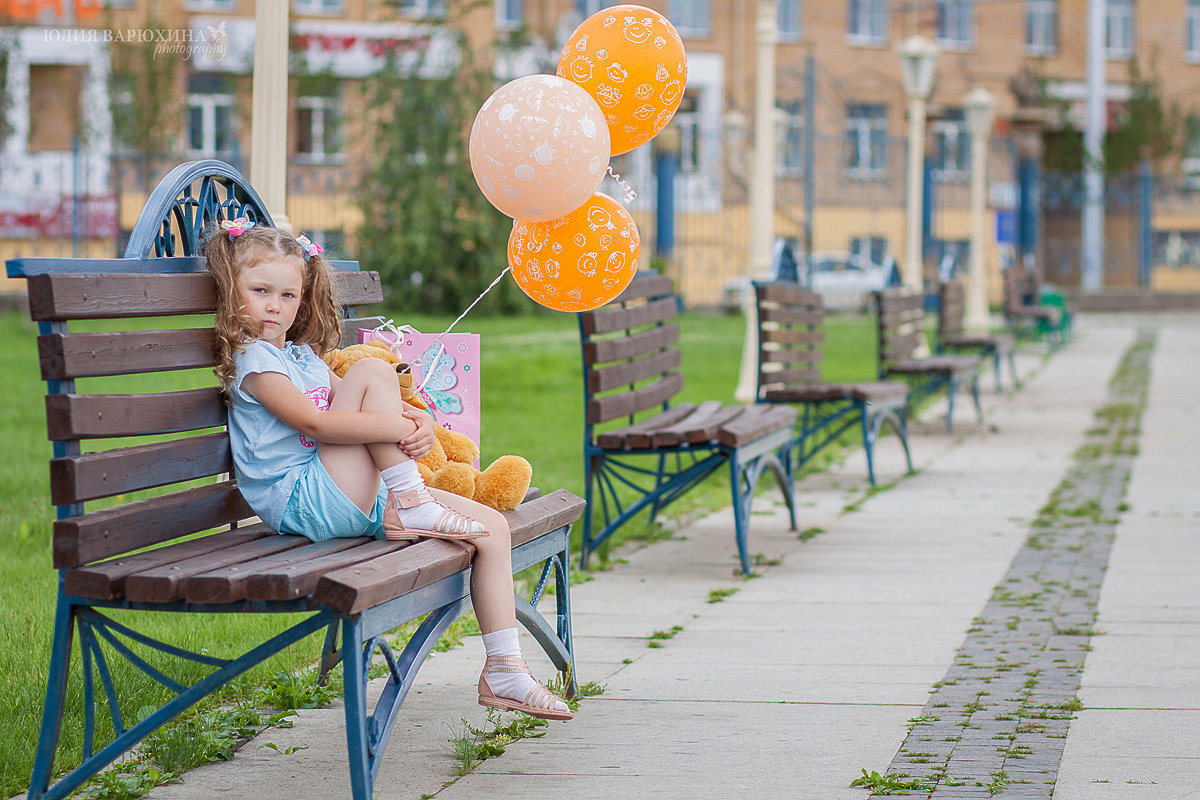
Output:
[963, 86, 995, 331]
[897, 35, 938, 294]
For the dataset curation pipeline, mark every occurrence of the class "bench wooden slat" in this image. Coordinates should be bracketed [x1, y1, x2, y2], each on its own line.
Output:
[588, 349, 681, 394]
[581, 296, 677, 336]
[755, 282, 821, 307]
[881, 331, 924, 363]
[53, 480, 253, 568]
[46, 387, 226, 440]
[612, 274, 674, 303]
[680, 405, 749, 445]
[763, 366, 823, 385]
[587, 370, 684, 425]
[635, 400, 722, 447]
[245, 540, 412, 602]
[39, 328, 218, 381]
[505, 489, 589, 547]
[185, 536, 373, 604]
[760, 328, 824, 346]
[758, 306, 822, 326]
[716, 404, 798, 448]
[312, 539, 474, 616]
[875, 292, 924, 314]
[761, 348, 824, 365]
[879, 308, 924, 329]
[62, 524, 274, 600]
[584, 323, 679, 365]
[50, 432, 231, 505]
[125, 534, 311, 603]
[595, 402, 697, 449]
[28, 271, 382, 321]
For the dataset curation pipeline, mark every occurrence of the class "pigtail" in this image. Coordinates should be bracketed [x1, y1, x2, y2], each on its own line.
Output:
[204, 226, 264, 400]
[287, 251, 342, 358]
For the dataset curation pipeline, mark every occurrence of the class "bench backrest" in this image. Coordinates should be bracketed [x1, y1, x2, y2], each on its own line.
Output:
[938, 278, 965, 340]
[1004, 268, 1038, 312]
[578, 273, 682, 441]
[754, 281, 824, 400]
[873, 288, 926, 375]
[9, 161, 382, 570]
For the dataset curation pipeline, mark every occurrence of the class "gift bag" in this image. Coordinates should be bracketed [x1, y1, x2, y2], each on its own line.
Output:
[359, 324, 482, 459]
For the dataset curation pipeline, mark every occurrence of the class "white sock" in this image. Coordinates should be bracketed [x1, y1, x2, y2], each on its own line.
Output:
[482, 628, 568, 712]
[378, 461, 485, 534]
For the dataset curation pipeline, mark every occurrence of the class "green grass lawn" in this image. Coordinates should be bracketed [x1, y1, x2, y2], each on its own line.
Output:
[0, 308, 877, 797]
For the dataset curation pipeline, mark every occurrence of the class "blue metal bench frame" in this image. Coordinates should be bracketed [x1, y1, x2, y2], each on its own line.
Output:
[12, 160, 578, 800]
[578, 275, 797, 575]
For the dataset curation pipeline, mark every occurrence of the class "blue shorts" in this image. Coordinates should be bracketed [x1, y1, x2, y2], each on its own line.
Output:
[278, 455, 389, 542]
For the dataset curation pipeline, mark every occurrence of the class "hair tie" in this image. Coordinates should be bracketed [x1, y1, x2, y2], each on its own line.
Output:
[222, 217, 254, 239]
[296, 234, 323, 262]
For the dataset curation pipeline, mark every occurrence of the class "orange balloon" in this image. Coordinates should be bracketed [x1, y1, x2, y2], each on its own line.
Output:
[557, 4, 687, 156]
[508, 193, 641, 312]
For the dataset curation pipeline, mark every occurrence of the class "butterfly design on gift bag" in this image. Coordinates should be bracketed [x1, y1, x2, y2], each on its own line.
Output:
[414, 343, 464, 416]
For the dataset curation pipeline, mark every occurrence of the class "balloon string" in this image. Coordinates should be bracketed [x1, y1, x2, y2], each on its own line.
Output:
[415, 266, 511, 393]
[607, 165, 638, 205]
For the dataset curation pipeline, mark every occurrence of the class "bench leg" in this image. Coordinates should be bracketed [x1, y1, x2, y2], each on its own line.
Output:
[860, 403, 877, 486]
[992, 349, 1003, 393]
[729, 446, 795, 575]
[945, 375, 958, 434]
[1009, 349, 1021, 389]
[972, 374, 984, 423]
[28, 596, 76, 800]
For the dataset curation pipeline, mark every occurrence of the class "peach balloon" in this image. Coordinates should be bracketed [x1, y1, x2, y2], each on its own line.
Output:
[557, 4, 687, 156]
[508, 192, 641, 312]
[469, 75, 611, 222]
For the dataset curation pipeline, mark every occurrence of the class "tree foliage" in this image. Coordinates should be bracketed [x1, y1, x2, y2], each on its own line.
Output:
[356, 16, 524, 314]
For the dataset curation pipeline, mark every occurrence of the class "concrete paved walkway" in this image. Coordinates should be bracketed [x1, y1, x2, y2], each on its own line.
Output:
[145, 315, 1199, 800]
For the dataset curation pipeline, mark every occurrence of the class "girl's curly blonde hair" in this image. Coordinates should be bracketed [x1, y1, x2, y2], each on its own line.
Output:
[204, 224, 341, 399]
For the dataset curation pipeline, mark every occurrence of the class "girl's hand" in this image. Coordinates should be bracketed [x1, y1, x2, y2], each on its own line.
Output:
[399, 407, 436, 460]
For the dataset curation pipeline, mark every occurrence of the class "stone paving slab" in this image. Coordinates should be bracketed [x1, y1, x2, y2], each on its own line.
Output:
[136, 320, 1200, 800]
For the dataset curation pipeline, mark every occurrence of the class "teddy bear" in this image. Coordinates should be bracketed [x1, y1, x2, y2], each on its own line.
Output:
[323, 340, 533, 512]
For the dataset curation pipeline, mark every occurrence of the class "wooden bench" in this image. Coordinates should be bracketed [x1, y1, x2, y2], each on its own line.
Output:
[937, 277, 1019, 393]
[1003, 267, 1070, 344]
[578, 274, 797, 575]
[753, 281, 912, 486]
[873, 287, 983, 434]
[12, 160, 584, 800]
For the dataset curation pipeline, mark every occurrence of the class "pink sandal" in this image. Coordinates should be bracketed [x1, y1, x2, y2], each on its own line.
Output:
[477, 655, 574, 721]
[382, 487, 489, 542]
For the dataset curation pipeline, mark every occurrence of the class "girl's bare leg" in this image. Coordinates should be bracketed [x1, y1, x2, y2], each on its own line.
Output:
[319, 358, 413, 512]
[426, 487, 515, 634]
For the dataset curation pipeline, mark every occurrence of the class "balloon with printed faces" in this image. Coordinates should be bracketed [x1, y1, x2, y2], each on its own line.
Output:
[507, 192, 641, 312]
[469, 75, 611, 222]
[557, 4, 687, 156]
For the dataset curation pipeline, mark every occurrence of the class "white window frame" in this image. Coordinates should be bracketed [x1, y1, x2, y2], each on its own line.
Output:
[1026, 0, 1058, 55]
[845, 104, 887, 180]
[778, 0, 803, 41]
[777, 104, 803, 177]
[575, 0, 618, 17]
[182, 0, 236, 11]
[1186, 0, 1200, 61]
[847, 0, 887, 45]
[294, 0, 344, 15]
[399, 0, 446, 17]
[495, 0, 524, 30]
[670, 0, 711, 39]
[931, 112, 970, 182]
[295, 94, 344, 164]
[1106, 0, 1134, 59]
[186, 90, 235, 159]
[936, 0, 975, 48]
[850, 236, 888, 266]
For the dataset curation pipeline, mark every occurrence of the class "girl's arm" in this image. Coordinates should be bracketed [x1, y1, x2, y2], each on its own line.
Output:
[323, 367, 434, 458]
[241, 371, 417, 445]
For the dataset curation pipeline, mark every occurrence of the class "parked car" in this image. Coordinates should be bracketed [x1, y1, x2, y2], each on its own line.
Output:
[806, 251, 892, 312]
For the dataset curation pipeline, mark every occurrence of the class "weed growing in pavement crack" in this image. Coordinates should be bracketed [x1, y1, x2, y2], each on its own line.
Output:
[707, 587, 740, 603]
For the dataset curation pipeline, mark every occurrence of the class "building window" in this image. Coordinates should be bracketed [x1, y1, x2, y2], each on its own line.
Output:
[399, 0, 446, 16]
[850, 236, 888, 266]
[29, 64, 84, 152]
[1187, 0, 1200, 59]
[495, 0, 523, 30]
[675, 92, 701, 174]
[845, 103, 887, 178]
[932, 108, 969, 182]
[294, 0, 342, 14]
[936, 0, 974, 46]
[778, 0, 802, 40]
[183, 0, 235, 11]
[847, 0, 886, 43]
[296, 91, 342, 163]
[1183, 117, 1200, 183]
[670, 0, 711, 38]
[1026, 0, 1057, 55]
[575, 0, 618, 17]
[777, 103, 803, 176]
[187, 75, 235, 159]
[1106, 0, 1134, 58]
